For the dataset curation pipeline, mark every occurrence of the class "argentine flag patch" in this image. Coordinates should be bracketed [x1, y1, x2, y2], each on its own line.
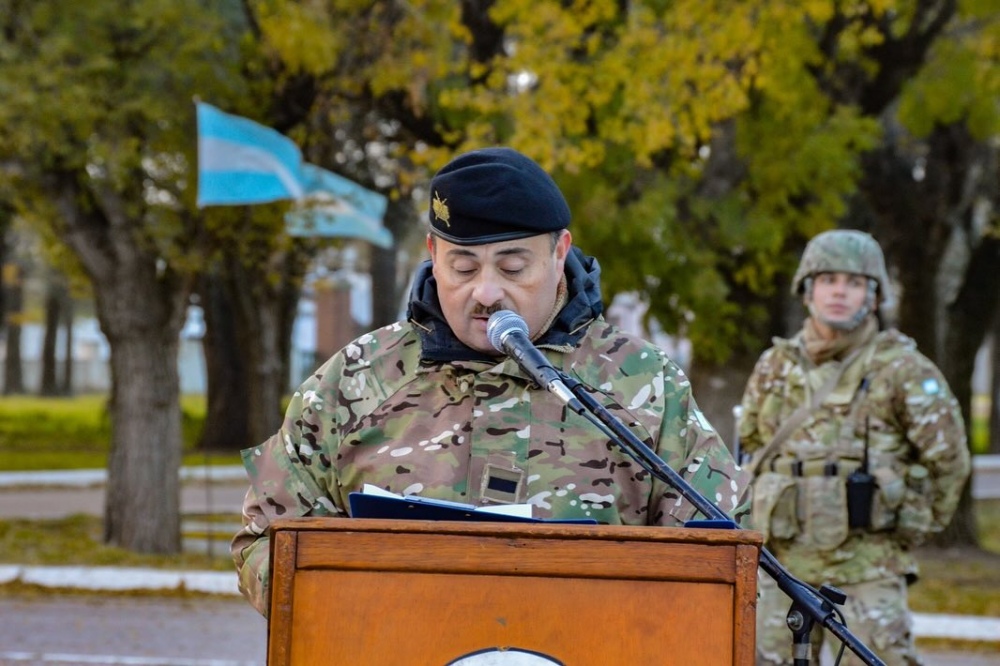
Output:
[922, 378, 940, 395]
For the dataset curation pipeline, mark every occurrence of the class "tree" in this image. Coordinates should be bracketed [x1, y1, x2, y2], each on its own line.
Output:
[1, 2, 375, 503]
[0, 1, 251, 552]
[188, 2, 447, 456]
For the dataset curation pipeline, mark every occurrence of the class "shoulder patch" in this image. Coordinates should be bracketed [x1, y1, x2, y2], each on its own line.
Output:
[921, 378, 940, 395]
[693, 408, 715, 432]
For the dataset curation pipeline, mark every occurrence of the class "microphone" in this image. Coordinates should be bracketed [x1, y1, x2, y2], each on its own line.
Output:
[486, 310, 583, 413]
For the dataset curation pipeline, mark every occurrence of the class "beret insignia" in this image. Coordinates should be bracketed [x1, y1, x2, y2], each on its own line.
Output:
[432, 191, 450, 227]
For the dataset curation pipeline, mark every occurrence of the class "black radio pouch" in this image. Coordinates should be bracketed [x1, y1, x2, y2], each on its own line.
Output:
[845, 469, 876, 529]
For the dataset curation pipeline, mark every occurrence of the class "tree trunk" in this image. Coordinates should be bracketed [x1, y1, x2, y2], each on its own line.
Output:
[50, 172, 192, 555]
[221, 240, 307, 448]
[229, 265, 286, 449]
[370, 242, 400, 327]
[61, 296, 74, 395]
[933, 237, 1000, 546]
[197, 268, 251, 452]
[92, 263, 188, 555]
[3, 261, 24, 394]
[990, 321, 999, 454]
[40, 275, 66, 396]
[0, 210, 9, 329]
[95, 261, 188, 554]
[371, 196, 421, 327]
[103, 331, 183, 553]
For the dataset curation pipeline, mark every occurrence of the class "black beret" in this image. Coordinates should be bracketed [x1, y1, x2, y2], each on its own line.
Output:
[428, 147, 571, 245]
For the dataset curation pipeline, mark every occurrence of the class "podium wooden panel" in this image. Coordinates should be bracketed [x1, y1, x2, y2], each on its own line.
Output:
[267, 518, 762, 665]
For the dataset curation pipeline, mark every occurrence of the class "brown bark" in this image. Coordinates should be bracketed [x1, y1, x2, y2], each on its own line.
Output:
[220, 238, 307, 448]
[371, 196, 423, 327]
[3, 261, 24, 394]
[933, 235, 1000, 545]
[50, 170, 192, 554]
[61, 297, 74, 395]
[197, 269, 250, 452]
[991, 320, 1000, 454]
[103, 332, 183, 553]
[370, 238, 401, 327]
[94, 269, 187, 555]
[40, 275, 69, 396]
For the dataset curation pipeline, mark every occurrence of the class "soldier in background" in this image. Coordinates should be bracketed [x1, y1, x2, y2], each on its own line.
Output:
[232, 147, 752, 617]
[739, 230, 971, 665]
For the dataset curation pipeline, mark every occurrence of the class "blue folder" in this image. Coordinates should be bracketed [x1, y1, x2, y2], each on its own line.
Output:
[348, 492, 596, 525]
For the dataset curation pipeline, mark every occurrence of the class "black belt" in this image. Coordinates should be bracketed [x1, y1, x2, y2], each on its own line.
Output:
[769, 458, 842, 477]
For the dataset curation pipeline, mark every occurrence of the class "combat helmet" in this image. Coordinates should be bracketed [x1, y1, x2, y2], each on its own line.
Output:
[791, 229, 894, 309]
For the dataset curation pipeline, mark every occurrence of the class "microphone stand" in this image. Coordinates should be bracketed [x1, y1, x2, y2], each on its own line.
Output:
[557, 374, 885, 666]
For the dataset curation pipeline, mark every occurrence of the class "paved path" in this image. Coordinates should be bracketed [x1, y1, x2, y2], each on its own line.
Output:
[0, 480, 249, 519]
[969, 454, 1000, 499]
[0, 593, 267, 666]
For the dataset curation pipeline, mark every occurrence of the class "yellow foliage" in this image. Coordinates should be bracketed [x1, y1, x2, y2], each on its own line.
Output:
[257, 3, 344, 73]
[898, 5, 1000, 139]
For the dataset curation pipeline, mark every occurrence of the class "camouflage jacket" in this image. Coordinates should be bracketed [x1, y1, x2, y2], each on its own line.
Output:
[231, 250, 751, 616]
[739, 327, 970, 586]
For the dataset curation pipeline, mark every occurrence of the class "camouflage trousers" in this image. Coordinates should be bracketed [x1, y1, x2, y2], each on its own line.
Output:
[756, 573, 922, 666]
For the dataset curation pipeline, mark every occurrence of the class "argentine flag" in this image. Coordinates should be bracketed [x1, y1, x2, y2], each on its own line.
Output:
[285, 165, 392, 249]
[196, 101, 305, 206]
[195, 101, 392, 248]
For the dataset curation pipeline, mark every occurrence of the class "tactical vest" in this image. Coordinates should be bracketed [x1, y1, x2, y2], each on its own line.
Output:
[750, 333, 932, 551]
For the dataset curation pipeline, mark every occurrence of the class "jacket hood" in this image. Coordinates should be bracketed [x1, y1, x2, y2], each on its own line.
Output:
[406, 246, 604, 363]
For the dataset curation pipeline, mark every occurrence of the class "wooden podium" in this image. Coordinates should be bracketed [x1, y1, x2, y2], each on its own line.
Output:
[266, 518, 762, 665]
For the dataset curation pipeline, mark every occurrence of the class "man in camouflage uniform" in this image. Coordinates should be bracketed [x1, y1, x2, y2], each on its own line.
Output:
[231, 147, 752, 617]
[738, 230, 970, 665]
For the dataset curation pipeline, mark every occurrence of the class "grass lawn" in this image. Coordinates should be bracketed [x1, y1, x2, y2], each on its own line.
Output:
[0, 393, 242, 470]
[911, 499, 1000, 613]
[0, 513, 236, 572]
[909, 498, 1000, 653]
